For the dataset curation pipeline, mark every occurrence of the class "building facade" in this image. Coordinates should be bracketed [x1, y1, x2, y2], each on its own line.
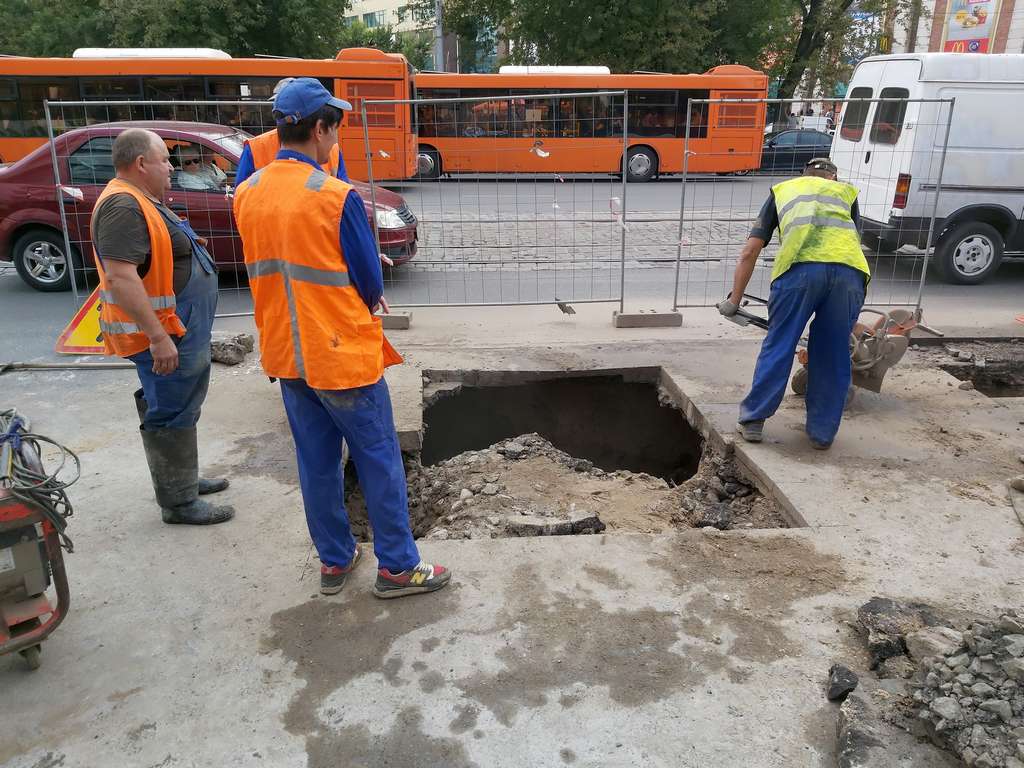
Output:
[891, 0, 1023, 54]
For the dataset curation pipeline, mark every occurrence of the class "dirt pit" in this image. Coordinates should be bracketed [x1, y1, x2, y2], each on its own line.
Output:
[347, 369, 789, 539]
[915, 340, 1024, 398]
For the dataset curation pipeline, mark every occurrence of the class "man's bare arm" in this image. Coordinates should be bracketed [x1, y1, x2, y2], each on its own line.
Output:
[728, 236, 767, 306]
[102, 259, 179, 374]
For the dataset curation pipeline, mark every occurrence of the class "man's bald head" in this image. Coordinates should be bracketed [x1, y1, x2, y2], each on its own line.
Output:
[112, 129, 163, 171]
[111, 128, 172, 198]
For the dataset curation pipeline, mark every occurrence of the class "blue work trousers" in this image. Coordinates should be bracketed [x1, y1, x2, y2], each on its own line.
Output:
[279, 377, 420, 573]
[739, 262, 866, 445]
[129, 250, 218, 429]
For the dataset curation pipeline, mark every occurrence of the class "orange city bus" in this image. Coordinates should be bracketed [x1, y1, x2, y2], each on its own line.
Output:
[0, 47, 417, 180]
[414, 66, 768, 181]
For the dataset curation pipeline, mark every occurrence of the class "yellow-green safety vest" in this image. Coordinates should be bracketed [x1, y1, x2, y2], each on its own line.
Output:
[770, 176, 870, 283]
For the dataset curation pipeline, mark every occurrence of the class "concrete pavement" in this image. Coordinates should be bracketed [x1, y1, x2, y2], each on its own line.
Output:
[2, 306, 1022, 767]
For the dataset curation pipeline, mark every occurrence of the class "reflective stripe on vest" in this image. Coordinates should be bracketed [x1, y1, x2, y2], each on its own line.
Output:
[770, 176, 870, 283]
[100, 320, 141, 335]
[99, 290, 176, 310]
[234, 160, 399, 389]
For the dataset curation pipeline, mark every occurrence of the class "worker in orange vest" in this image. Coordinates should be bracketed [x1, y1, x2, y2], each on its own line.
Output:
[235, 78, 349, 185]
[233, 78, 450, 598]
[91, 128, 234, 526]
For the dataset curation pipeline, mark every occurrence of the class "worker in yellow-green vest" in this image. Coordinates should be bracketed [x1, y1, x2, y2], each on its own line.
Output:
[718, 157, 870, 450]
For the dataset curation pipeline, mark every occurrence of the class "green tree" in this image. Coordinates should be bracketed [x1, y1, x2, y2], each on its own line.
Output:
[0, 0, 107, 57]
[338, 20, 434, 70]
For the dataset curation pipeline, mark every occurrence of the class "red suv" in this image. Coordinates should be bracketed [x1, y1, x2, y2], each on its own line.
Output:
[0, 121, 418, 292]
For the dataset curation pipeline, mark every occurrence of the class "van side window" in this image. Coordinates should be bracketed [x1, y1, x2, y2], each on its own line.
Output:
[839, 87, 873, 142]
[870, 87, 910, 146]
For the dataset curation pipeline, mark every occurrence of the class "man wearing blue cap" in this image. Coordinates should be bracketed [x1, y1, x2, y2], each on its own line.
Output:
[233, 78, 451, 599]
[235, 78, 349, 185]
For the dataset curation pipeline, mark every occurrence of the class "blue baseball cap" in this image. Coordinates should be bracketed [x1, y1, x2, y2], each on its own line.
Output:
[273, 77, 352, 126]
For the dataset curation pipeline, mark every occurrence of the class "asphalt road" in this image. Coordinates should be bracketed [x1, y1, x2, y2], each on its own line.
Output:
[2, 176, 1022, 363]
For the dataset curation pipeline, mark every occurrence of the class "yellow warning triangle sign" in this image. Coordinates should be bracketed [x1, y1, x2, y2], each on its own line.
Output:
[55, 287, 106, 355]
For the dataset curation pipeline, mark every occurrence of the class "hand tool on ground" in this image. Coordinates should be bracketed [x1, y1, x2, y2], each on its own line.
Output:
[0, 409, 79, 670]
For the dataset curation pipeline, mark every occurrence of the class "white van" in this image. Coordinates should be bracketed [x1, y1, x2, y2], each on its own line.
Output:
[831, 53, 1024, 284]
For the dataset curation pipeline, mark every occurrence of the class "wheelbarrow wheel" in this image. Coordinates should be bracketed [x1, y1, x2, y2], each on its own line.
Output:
[791, 367, 808, 396]
[20, 645, 41, 670]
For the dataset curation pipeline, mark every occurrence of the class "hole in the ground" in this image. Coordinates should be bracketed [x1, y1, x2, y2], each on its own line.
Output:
[420, 370, 702, 484]
[345, 368, 789, 541]
[940, 362, 1024, 398]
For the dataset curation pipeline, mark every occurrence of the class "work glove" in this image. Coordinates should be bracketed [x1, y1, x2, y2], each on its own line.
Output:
[717, 298, 739, 317]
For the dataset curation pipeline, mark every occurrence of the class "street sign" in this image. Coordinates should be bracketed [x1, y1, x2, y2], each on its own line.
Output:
[55, 288, 105, 355]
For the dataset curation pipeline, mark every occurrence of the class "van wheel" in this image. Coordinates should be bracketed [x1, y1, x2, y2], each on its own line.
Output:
[934, 222, 1004, 285]
[625, 147, 657, 182]
[13, 229, 82, 292]
[415, 146, 441, 180]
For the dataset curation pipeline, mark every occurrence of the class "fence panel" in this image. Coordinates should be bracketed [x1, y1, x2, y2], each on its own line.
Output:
[362, 90, 633, 309]
[672, 97, 954, 314]
[43, 99, 271, 318]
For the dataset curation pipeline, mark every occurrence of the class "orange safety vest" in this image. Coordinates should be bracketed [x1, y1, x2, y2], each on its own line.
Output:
[92, 179, 187, 358]
[233, 159, 401, 390]
[245, 129, 341, 177]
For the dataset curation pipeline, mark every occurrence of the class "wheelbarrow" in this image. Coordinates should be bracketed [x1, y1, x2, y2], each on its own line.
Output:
[725, 297, 917, 405]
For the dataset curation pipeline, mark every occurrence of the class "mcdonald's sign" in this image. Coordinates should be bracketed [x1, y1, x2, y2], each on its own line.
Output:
[941, 0, 1000, 53]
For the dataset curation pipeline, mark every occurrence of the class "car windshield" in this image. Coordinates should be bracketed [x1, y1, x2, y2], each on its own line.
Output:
[213, 132, 248, 160]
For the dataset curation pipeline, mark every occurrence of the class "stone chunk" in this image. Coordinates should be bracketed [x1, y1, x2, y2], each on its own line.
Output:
[905, 626, 964, 662]
[857, 597, 943, 668]
[877, 655, 917, 680]
[1002, 658, 1024, 681]
[931, 697, 962, 722]
[827, 664, 859, 702]
[696, 502, 733, 531]
[506, 512, 605, 537]
[978, 699, 1013, 723]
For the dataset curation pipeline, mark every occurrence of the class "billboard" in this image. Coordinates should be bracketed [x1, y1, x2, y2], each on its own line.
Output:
[941, 0, 1003, 52]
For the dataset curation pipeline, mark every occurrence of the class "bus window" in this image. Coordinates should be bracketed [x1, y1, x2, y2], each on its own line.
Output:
[457, 89, 510, 138]
[0, 79, 16, 137]
[676, 90, 710, 139]
[144, 77, 206, 123]
[511, 90, 554, 138]
[81, 77, 142, 124]
[15, 79, 79, 136]
[716, 92, 759, 129]
[416, 89, 458, 137]
[627, 91, 677, 138]
[839, 87, 872, 142]
[869, 87, 909, 145]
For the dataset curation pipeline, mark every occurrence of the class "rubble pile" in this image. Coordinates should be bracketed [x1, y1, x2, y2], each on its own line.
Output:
[912, 610, 1024, 768]
[346, 432, 786, 540]
[837, 598, 1024, 768]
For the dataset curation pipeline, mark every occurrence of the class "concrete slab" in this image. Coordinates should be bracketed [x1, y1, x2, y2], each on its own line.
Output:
[381, 311, 412, 331]
[2, 304, 1023, 767]
[612, 310, 683, 328]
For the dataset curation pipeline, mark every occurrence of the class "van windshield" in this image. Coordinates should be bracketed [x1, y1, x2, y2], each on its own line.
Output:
[870, 87, 910, 145]
[839, 87, 872, 142]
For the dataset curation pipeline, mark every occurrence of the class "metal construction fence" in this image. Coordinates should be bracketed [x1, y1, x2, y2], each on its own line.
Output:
[35, 93, 953, 326]
[360, 89, 633, 309]
[671, 96, 955, 313]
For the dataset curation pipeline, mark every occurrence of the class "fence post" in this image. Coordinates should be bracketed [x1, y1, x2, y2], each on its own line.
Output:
[44, 100, 81, 305]
[672, 102, 694, 312]
[361, 101, 382, 252]
[618, 90, 629, 314]
[914, 97, 955, 318]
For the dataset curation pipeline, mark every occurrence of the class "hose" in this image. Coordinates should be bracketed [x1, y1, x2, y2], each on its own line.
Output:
[0, 408, 80, 552]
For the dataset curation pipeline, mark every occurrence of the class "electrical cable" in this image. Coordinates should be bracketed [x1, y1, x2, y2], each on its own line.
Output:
[0, 408, 80, 552]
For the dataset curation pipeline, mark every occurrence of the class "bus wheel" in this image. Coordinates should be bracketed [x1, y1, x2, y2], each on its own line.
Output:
[625, 147, 657, 183]
[416, 147, 441, 180]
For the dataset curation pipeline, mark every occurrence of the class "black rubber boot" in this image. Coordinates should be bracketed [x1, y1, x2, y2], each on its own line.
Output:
[135, 389, 230, 499]
[139, 424, 234, 526]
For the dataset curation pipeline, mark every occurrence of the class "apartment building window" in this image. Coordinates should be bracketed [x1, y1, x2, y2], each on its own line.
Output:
[363, 10, 385, 27]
